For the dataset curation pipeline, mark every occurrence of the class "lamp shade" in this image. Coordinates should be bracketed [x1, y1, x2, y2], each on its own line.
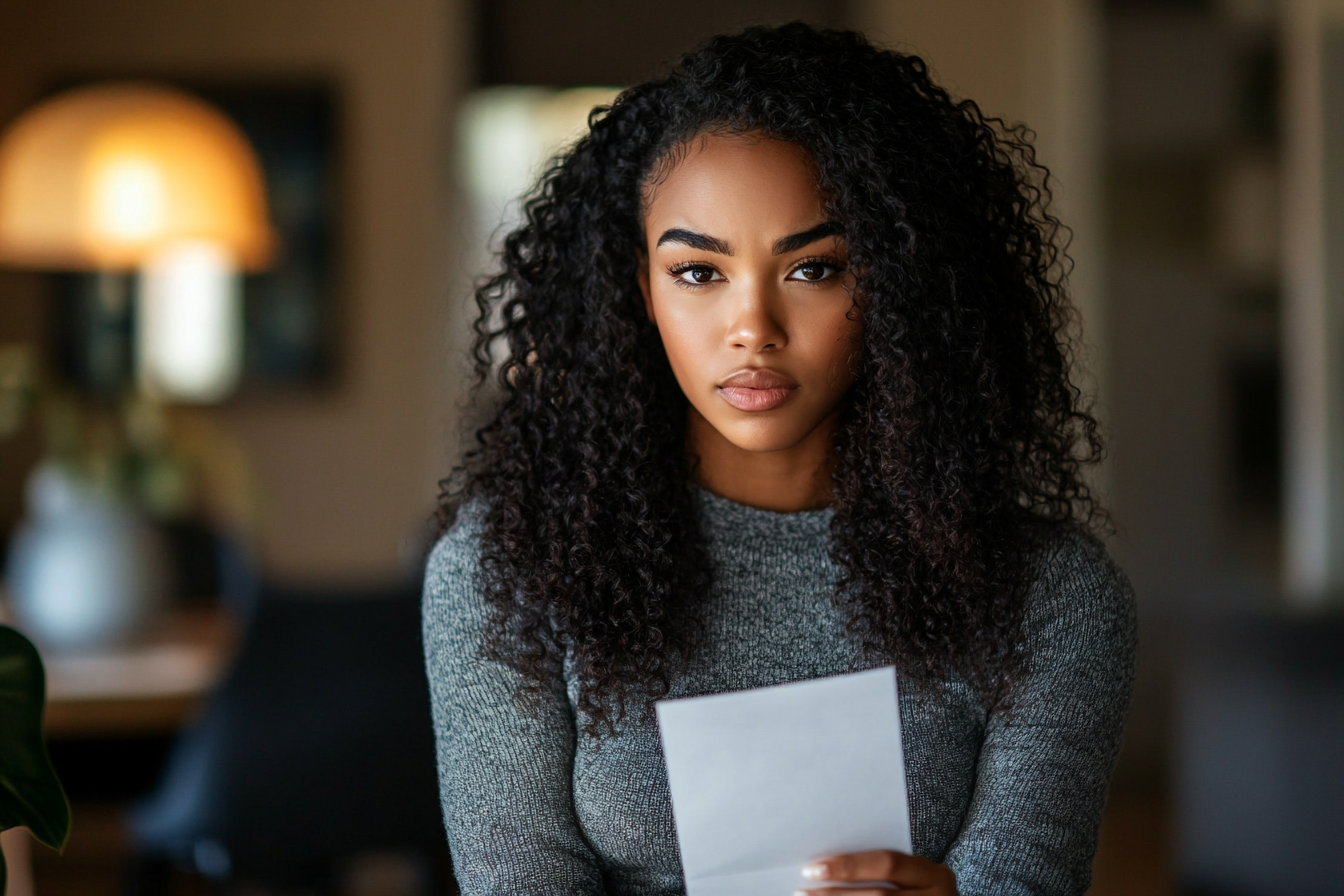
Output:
[0, 82, 275, 271]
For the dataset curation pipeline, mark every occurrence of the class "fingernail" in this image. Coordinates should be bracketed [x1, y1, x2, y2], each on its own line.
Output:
[793, 891, 809, 896]
[802, 863, 828, 880]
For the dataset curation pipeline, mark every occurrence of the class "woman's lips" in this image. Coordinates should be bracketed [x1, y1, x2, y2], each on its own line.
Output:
[717, 369, 798, 412]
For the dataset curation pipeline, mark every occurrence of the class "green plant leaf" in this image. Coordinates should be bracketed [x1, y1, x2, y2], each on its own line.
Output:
[0, 625, 71, 863]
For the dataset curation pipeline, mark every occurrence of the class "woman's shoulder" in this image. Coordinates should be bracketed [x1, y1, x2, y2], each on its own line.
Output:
[1024, 520, 1125, 592]
[1019, 520, 1137, 658]
[422, 499, 489, 616]
[428, 497, 486, 561]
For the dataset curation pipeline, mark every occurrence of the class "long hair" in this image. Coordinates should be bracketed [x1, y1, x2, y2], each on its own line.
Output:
[440, 23, 1104, 729]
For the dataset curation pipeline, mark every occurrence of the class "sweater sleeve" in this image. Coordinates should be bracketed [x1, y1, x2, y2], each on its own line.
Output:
[421, 507, 605, 896]
[942, 530, 1138, 896]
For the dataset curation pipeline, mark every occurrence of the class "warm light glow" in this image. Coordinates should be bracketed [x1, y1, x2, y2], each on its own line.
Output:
[0, 83, 275, 271]
[93, 156, 166, 241]
[137, 240, 242, 403]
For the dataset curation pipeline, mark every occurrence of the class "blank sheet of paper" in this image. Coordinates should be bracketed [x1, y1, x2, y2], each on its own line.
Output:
[656, 667, 912, 896]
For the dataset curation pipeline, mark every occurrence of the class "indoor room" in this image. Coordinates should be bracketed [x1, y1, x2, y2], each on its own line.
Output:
[0, 1, 1339, 895]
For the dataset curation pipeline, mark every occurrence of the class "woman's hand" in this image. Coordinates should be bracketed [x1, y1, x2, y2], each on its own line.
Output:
[797, 850, 958, 895]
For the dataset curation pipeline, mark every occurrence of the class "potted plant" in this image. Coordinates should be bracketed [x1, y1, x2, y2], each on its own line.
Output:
[0, 623, 69, 894]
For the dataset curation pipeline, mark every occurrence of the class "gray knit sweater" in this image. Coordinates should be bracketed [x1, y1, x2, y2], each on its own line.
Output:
[422, 490, 1136, 896]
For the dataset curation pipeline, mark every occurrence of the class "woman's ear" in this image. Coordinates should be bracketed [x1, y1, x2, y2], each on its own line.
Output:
[637, 251, 656, 324]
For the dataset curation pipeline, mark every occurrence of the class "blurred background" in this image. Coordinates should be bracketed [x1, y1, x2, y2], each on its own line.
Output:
[0, 1, 1341, 895]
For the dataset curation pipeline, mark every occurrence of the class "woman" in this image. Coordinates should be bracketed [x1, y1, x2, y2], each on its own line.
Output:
[424, 23, 1135, 896]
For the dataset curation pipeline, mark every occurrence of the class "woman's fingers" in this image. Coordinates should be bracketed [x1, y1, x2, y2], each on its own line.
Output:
[800, 850, 957, 892]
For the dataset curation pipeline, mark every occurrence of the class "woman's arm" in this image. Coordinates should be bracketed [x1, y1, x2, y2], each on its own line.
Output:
[942, 528, 1138, 896]
[792, 529, 1135, 896]
[422, 508, 605, 896]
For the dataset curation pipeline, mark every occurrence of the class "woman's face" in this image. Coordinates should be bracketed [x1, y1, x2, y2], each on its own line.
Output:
[638, 132, 861, 456]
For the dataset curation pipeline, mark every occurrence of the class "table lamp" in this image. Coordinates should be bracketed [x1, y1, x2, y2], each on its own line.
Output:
[0, 81, 275, 400]
[0, 83, 274, 650]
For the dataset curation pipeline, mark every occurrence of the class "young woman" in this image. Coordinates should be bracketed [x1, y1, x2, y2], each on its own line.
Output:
[424, 23, 1136, 896]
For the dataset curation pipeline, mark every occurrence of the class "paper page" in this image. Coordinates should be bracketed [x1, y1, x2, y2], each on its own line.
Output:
[656, 667, 912, 896]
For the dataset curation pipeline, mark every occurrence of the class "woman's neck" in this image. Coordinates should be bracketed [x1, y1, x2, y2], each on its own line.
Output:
[687, 406, 838, 512]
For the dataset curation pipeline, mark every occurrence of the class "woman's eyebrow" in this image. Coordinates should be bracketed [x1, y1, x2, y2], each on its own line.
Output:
[656, 228, 733, 255]
[773, 220, 844, 255]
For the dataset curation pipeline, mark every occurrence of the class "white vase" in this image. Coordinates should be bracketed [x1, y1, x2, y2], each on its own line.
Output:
[6, 462, 167, 651]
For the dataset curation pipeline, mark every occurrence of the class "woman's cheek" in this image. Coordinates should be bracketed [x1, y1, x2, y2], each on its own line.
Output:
[795, 295, 860, 389]
[653, 296, 721, 396]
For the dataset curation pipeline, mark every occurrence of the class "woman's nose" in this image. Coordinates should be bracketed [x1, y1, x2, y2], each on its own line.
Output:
[725, 281, 787, 353]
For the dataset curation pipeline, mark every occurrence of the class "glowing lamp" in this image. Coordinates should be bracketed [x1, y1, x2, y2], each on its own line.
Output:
[0, 83, 276, 401]
[0, 82, 273, 270]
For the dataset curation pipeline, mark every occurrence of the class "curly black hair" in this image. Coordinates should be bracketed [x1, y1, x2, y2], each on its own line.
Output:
[440, 22, 1104, 729]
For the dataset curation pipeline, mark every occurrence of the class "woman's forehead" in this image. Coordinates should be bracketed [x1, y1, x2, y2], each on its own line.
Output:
[641, 133, 827, 237]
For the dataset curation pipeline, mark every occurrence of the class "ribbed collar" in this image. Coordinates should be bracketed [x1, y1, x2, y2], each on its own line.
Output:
[694, 485, 834, 544]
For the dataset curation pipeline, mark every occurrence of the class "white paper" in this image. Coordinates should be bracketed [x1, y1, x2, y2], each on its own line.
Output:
[656, 667, 912, 896]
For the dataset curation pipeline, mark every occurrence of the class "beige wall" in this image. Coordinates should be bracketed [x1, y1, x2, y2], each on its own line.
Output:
[848, 1, 1108, 438]
[0, 0, 470, 583]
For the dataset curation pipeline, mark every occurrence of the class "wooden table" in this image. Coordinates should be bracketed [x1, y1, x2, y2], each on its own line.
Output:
[34, 607, 241, 738]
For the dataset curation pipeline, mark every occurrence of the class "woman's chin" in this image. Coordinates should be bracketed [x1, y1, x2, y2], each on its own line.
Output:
[707, 417, 826, 455]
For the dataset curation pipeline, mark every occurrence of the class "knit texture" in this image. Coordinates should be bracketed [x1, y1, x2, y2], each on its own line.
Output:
[422, 490, 1137, 896]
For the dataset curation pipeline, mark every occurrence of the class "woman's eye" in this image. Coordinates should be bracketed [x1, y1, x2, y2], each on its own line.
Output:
[788, 262, 838, 282]
[673, 265, 722, 285]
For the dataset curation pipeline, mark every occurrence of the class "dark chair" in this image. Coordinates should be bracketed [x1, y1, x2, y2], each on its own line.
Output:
[1176, 614, 1344, 896]
[128, 582, 450, 895]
